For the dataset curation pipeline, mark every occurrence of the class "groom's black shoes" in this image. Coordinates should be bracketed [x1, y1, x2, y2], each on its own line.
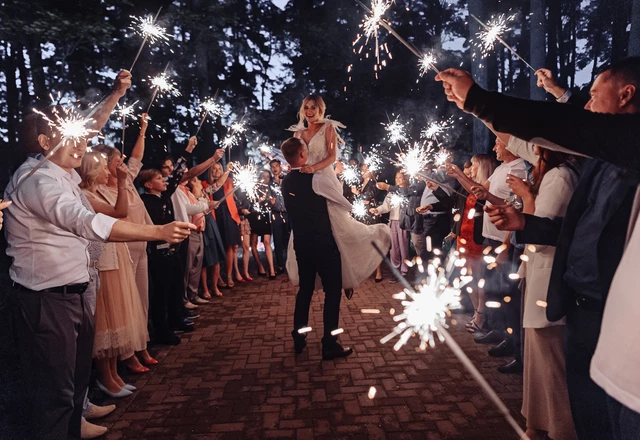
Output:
[344, 288, 354, 300]
[322, 343, 353, 361]
[294, 338, 307, 354]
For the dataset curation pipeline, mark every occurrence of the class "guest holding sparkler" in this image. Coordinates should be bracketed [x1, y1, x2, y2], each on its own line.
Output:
[5, 107, 194, 440]
[269, 159, 290, 276]
[352, 162, 383, 282]
[370, 171, 411, 283]
[78, 151, 149, 398]
[140, 136, 200, 345]
[436, 57, 640, 440]
[249, 170, 277, 280]
[92, 114, 158, 372]
[235, 187, 255, 281]
[204, 162, 242, 288]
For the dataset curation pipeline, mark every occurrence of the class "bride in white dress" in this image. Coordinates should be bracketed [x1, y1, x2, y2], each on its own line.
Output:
[285, 95, 391, 290]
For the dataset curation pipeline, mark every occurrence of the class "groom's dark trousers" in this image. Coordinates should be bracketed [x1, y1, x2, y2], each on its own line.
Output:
[282, 170, 342, 347]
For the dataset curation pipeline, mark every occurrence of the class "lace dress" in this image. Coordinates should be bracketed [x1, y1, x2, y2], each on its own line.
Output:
[285, 121, 392, 289]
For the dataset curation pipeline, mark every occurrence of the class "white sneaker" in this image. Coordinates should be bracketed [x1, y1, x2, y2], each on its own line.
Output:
[184, 301, 198, 309]
[193, 296, 210, 305]
[81, 418, 108, 439]
[83, 402, 116, 420]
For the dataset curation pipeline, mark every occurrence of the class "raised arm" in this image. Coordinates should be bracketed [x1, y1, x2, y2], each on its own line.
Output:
[181, 148, 225, 183]
[130, 113, 149, 162]
[165, 137, 196, 198]
[89, 70, 132, 132]
[89, 163, 131, 218]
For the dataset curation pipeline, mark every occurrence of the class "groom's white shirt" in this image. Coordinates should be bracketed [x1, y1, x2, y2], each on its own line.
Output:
[288, 168, 352, 212]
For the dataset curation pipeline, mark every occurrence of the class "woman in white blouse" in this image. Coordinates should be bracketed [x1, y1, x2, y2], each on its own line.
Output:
[506, 136, 580, 440]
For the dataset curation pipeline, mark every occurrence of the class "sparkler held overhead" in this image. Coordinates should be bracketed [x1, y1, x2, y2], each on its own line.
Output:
[145, 63, 180, 113]
[128, 7, 169, 72]
[471, 13, 536, 73]
[194, 93, 223, 137]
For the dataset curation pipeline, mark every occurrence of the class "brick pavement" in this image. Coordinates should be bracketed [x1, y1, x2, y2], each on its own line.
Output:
[96, 271, 525, 440]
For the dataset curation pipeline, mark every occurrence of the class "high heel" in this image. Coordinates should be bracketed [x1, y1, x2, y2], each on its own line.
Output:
[235, 276, 246, 283]
[96, 381, 133, 399]
[123, 384, 137, 391]
[125, 364, 149, 374]
[141, 357, 159, 366]
[243, 274, 254, 282]
[227, 278, 235, 288]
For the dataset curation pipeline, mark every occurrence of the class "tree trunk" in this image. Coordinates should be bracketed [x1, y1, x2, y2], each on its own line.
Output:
[611, 0, 631, 61]
[5, 42, 19, 147]
[16, 43, 31, 112]
[630, 0, 640, 55]
[530, 0, 546, 100]
[468, 0, 492, 154]
[26, 38, 48, 104]
[547, 1, 560, 77]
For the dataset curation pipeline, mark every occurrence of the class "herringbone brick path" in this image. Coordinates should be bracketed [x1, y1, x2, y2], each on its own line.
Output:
[98, 272, 524, 440]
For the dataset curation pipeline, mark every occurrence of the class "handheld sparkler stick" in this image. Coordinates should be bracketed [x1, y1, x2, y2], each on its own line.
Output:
[470, 14, 536, 73]
[370, 242, 528, 440]
[129, 7, 165, 72]
[194, 89, 222, 137]
[145, 62, 173, 113]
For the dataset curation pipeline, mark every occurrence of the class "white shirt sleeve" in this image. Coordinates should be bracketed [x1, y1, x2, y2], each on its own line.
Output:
[186, 200, 209, 216]
[506, 136, 539, 165]
[376, 195, 391, 215]
[14, 174, 116, 242]
[312, 174, 352, 212]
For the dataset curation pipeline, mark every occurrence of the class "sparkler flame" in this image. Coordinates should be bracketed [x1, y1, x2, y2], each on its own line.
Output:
[389, 193, 408, 208]
[200, 98, 223, 117]
[351, 198, 369, 221]
[130, 15, 171, 45]
[341, 165, 361, 187]
[395, 142, 433, 178]
[475, 14, 514, 57]
[363, 149, 383, 173]
[381, 255, 469, 351]
[418, 52, 438, 77]
[149, 73, 181, 97]
[34, 106, 97, 147]
[384, 117, 408, 144]
[116, 101, 139, 121]
[231, 162, 260, 201]
[361, 0, 392, 41]
[434, 150, 451, 167]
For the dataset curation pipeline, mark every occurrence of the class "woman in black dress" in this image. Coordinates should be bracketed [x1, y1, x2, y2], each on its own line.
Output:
[248, 170, 277, 279]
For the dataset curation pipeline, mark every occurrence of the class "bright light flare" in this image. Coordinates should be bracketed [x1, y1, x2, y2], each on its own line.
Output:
[475, 14, 514, 57]
[389, 193, 408, 209]
[383, 117, 408, 144]
[200, 98, 223, 117]
[418, 52, 438, 77]
[232, 162, 260, 201]
[130, 15, 171, 45]
[434, 150, 450, 167]
[149, 73, 181, 97]
[34, 106, 97, 147]
[395, 142, 433, 178]
[341, 165, 361, 186]
[116, 101, 139, 122]
[351, 198, 369, 221]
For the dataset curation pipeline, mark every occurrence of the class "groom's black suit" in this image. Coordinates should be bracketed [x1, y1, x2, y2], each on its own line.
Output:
[282, 170, 342, 347]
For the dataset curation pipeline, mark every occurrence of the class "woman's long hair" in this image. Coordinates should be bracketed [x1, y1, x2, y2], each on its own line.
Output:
[471, 153, 497, 185]
[530, 147, 576, 194]
[78, 151, 107, 189]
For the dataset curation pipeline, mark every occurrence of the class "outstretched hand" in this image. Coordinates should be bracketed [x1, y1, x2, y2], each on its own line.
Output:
[535, 68, 566, 98]
[484, 204, 525, 231]
[159, 221, 196, 243]
[186, 136, 198, 153]
[0, 200, 11, 230]
[435, 69, 476, 110]
[113, 70, 132, 98]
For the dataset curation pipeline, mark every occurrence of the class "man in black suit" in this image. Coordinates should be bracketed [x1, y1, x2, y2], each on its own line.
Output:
[280, 137, 353, 360]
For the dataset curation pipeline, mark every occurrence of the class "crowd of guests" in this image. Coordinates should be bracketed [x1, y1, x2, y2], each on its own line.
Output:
[4, 55, 640, 440]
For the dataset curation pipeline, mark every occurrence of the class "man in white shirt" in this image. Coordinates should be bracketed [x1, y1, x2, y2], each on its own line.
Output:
[4, 107, 195, 440]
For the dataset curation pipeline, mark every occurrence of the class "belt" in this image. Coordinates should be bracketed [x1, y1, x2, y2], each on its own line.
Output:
[14, 282, 89, 295]
[424, 212, 447, 216]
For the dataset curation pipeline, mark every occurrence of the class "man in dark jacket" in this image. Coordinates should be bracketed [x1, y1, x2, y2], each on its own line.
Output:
[280, 138, 352, 361]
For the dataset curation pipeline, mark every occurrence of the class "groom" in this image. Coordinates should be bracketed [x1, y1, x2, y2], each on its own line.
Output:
[280, 137, 353, 360]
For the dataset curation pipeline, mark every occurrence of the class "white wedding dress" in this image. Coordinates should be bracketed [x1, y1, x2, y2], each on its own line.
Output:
[285, 120, 392, 289]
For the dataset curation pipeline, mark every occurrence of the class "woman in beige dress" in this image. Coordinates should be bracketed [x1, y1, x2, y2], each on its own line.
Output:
[92, 114, 157, 372]
[78, 152, 149, 398]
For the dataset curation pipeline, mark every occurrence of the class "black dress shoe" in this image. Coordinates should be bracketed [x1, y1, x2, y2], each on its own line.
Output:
[375, 277, 383, 283]
[344, 288, 354, 300]
[294, 338, 307, 354]
[185, 310, 199, 319]
[474, 330, 504, 345]
[322, 343, 353, 360]
[488, 339, 514, 357]
[497, 359, 523, 374]
[269, 274, 277, 280]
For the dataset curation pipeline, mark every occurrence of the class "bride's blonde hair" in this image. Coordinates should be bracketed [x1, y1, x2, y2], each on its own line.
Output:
[298, 95, 326, 126]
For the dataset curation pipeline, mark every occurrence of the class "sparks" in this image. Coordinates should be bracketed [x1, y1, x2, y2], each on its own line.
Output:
[381, 254, 469, 351]
[434, 150, 450, 167]
[383, 117, 408, 144]
[200, 98, 223, 117]
[116, 101, 139, 122]
[231, 162, 260, 201]
[231, 121, 247, 133]
[418, 52, 438, 77]
[148, 72, 181, 97]
[389, 193, 408, 209]
[363, 149, 383, 173]
[130, 15, 171, 45]
[34, 106, 97, 147]
[395, 142, 433, 178]
[474, 14, 514, 57]
[341, 165, 361, 187]
[421, 116, 455, 143]
[351, 198, 369, 221]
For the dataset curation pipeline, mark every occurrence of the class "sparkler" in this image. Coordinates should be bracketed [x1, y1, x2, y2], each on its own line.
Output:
[471, 13, 535, 72]
[418, 52, 440, 76]
[363, 149, 383, 173]
[116, 100, 139, 152]
[388, 193, 408, 209]
[231, 162, 260, 202]
[371, 242, 528, 439]
[351, 198, 369, 221]
[383, 117, 408, 144]
[434, 150, 451, 167]
[145, 64, 180, 113]
[420, 116, 455, 144]
[128, 8, 169, 72]
[352, 0, 393, 72]
[394, 142, 433, 178]
[194, 94, 223, 137]
[341, 165, 361, 187]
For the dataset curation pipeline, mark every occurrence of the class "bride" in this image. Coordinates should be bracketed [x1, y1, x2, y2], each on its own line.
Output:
[285, 95, 391, 291]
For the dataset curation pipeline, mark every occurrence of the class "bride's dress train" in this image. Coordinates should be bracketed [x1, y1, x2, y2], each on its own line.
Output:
[285, 120, 392, 289]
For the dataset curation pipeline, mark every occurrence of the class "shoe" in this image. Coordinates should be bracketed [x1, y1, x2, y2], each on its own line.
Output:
[193, 297, 209, 305]
[235, 276, 246, 283]
[185, 310, 199, 319]
[466, 319, 488, 334]
[123, 384, 137, 392]
[497, 359, 523, 374]
[474, 330, 504, 345]
[174, 324, 195, 333]
[375, 277, 383, 283]
[125, 364, 149, 374]
[81, 418, 108, 439]
[258, 271, 267, 277]
[184, 301, 198, 310]
[344, 288, 354, 300]
[96, 381, 133, 399]
[269, 274, 277, 280]
[200, 291, 212, 300]
[227, 278, 235, 288]
[322, 343, 353, 360]
[389, 278, 398, 284]
[141, 357, 159, 366]
[244, 274, 254, 282]
[184, 318, 194, 325]
[156, 334, 181, 345]
[83, 402, 116, 420]
[488, 339, 514, 358]
[294, 338, 307, 354]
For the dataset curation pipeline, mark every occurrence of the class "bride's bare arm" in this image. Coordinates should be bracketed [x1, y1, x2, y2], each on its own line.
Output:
[301, 125, 337, 173]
